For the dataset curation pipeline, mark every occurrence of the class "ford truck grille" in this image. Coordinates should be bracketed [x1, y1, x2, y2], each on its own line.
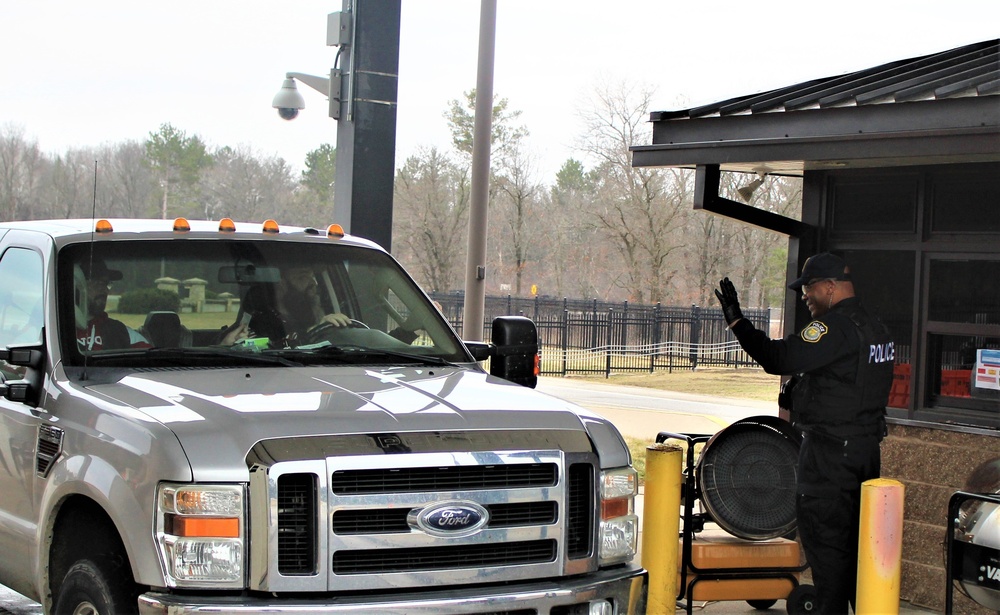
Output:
[250, 447, 598, 593]
[330, 462, 557, 494]
[277, 473, 317, 575]
[332, 540, 557, 574]
[332, 501, 558, 534]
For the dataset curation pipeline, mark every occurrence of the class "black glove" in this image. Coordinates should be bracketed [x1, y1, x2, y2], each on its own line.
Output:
[714, 277, 744, 327]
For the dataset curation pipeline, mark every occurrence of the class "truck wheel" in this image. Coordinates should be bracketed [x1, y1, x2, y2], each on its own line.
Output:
[54, 559, 135, 615]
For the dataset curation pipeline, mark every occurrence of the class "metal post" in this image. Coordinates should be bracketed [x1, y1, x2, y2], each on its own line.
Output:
[856, 478, 905, 614]
[562, 308, 568, 376]
[606, 308, 613, 378]
[642, 443, 683, 613]
[690, 305, 700, 369]
[461, 0, 496, 341]
[333, 0, 400, 251]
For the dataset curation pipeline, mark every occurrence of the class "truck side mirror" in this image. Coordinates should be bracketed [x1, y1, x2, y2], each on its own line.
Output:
[0, 342, 45, 370]
[0, 340, 45, 405]
[490, 316, 539, 389]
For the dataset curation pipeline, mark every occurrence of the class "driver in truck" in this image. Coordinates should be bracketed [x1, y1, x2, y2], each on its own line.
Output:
[221, 264, 351, 345]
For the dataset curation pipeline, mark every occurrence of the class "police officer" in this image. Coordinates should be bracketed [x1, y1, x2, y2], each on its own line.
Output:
[714, 253, 894, 614]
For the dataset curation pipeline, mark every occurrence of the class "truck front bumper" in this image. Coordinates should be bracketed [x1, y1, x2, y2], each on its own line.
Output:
[138, 565, 646, 614]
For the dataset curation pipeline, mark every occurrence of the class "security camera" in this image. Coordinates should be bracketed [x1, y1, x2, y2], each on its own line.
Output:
[272, 78, 305, 121]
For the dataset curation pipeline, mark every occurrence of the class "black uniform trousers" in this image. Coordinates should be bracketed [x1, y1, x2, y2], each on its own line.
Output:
[796, 430, 881, 615]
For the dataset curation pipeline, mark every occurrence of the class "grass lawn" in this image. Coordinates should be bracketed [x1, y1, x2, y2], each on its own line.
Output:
[115, 311, 236, 331]
[571, 368, 781, 402]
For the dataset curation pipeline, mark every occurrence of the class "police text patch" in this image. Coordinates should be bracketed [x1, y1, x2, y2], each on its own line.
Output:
[801, 321, 829, 343]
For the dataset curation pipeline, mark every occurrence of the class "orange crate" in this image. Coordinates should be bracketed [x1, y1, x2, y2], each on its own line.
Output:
[678, 535, 801, 601]
[890, 363, 911, 408]
[941, 369, 971, 397]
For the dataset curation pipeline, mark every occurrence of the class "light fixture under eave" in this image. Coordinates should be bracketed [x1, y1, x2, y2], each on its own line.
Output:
[737, 172, 767, 202]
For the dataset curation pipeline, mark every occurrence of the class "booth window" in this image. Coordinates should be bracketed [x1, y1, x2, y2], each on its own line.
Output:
[924, 257, 1000, 425]
[929, 169, 1000, 234]
[830, 175, 918, 234]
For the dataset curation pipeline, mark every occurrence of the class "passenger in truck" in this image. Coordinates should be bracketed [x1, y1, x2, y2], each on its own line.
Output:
[75, 259, 151, 351]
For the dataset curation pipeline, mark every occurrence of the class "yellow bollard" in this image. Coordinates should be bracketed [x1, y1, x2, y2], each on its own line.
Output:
[856, 478, 905, 614]
[641, 443, 683, 614]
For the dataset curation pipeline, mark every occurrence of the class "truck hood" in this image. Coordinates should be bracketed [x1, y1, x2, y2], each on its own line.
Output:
[87, 366, 627, 480]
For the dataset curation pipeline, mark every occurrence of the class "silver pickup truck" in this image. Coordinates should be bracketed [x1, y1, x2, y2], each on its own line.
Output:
[0, 218, 646, 614]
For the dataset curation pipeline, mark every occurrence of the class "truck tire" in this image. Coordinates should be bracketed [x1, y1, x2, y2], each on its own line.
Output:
[54, 559, 136, 615]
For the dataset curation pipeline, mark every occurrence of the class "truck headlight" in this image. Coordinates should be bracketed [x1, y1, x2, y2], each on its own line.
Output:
[598, 467, 638, 565]
[156, 483, 245, 587]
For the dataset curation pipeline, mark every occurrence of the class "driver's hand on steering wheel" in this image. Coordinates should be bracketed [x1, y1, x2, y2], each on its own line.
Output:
[320, 313, 354, 327]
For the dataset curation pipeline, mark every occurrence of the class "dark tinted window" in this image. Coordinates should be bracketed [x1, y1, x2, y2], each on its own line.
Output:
[930, 172, 1000, 233]
[928, 259, 1000, 325]
[830, 177, 918, 233]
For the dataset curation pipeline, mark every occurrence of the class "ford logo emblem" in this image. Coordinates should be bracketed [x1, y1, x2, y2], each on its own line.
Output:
[409, 501, 489, 537]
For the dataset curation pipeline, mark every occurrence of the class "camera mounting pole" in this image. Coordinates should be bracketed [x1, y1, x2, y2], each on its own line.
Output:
[276, 0, 400, 252]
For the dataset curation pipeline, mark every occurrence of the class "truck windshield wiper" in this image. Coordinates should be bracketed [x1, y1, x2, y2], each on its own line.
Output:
[284, 345, 457, 367]
[89, 346, 302, 367]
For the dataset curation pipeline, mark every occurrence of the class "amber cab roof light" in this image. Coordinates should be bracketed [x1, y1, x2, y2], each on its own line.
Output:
[173, 217, 191, 232]
[95, 219, 113, 234]
[327, 224, 345, 239]
[262, 219, 280, 234]
[218, 218, 236, 233]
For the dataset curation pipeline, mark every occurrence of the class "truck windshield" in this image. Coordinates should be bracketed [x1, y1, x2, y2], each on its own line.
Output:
[58, 239, 467, 367]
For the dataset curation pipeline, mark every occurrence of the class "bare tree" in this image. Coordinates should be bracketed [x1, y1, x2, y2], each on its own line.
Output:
[682, 198, 737, 306]
[576, 81, 687, 303]
[720, 173, 803, 307]
[392, 147, 470, 292]
[202, 145, 296, 223]
[492, 143, 543, 296]
[45, 149, 97, 219]
[99, 140, 158, 218]
[0, 124, 44, 221]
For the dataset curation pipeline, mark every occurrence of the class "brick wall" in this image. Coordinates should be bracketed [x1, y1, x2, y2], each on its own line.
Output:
[881, 422, 999, 613]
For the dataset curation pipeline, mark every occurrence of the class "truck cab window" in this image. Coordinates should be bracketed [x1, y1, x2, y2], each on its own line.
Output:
[0, 247, 43, 348]
[0, 247, 43, 381]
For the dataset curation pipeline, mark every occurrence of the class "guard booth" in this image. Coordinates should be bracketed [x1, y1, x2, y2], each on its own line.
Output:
[631, 39, 999, 612]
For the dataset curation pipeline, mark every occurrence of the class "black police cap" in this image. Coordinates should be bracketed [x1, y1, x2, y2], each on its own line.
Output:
[788, 252, 850, 291]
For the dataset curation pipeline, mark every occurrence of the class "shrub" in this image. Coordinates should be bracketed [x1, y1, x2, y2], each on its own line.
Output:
[117, 288, 180, 314]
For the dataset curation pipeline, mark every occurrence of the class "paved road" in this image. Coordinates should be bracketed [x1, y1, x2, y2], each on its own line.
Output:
[536, 375, 779, 439]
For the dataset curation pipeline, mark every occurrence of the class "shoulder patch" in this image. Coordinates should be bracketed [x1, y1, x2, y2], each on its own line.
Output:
[800, 321, 829, 343]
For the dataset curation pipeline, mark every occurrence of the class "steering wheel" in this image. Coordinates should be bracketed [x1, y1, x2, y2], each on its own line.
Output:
[300, 319, 368, 345]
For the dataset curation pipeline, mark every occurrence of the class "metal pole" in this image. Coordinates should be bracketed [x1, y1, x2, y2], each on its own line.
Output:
[332, 0, 400, 251]
[461, 0, 496, 341]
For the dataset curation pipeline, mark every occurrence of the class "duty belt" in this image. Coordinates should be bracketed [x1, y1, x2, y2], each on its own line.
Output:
[801, 418, 886, 443]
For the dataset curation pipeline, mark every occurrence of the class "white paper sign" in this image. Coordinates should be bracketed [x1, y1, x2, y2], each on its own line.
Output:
[974, 349, 1000, 391]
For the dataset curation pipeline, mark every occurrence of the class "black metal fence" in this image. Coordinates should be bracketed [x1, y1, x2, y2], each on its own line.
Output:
[428, 293, 771, 377]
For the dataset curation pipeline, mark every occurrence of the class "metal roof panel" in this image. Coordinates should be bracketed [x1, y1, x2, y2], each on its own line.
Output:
[653, 39, 999, 121]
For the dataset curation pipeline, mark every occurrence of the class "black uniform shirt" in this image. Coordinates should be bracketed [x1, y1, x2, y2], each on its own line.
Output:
[730, 297, 863, 381]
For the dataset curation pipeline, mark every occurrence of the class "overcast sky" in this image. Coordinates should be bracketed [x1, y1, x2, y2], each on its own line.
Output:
[1, 1, 997, 181]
